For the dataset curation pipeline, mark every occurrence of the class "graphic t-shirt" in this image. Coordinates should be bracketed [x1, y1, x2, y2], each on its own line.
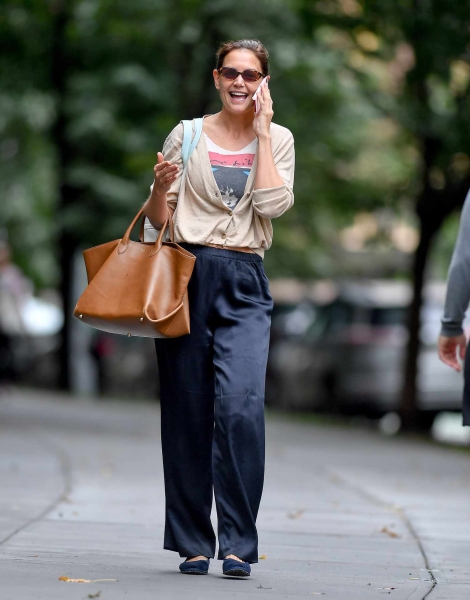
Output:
[205, 133, 258, 210]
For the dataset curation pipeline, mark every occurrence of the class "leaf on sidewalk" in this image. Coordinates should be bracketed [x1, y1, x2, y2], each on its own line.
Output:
[259, 554, 267, 559]
[376, 587, 397, 590]
[380, 526, 400, 538]
[87, 592, 101, 598]
[58, 576, 118, 583]
[287, 509, 305, 519]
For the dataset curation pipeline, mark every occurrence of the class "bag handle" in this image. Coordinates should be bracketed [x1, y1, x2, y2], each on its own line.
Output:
[119, 208, 172, 256]
[139, 207, 174, 242]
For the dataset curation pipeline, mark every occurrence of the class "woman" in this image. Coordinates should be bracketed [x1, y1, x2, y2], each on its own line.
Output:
[143, 39, 295, 577]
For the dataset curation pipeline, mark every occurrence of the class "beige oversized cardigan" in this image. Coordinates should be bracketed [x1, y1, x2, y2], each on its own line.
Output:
[145, 115, 295, 257]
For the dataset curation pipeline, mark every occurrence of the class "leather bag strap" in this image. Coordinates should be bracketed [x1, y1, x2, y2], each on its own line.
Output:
[119, 208, 170, 256]
[139, 207, 175, 242]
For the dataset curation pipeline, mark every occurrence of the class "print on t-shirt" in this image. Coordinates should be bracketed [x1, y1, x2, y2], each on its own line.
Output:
[205, 134, 257, 210]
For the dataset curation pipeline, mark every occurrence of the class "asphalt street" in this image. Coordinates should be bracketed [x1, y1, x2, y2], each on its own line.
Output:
[1, 388, 470, 599]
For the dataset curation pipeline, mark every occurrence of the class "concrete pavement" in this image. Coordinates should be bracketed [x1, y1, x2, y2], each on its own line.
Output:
[1, 388, 470, 599]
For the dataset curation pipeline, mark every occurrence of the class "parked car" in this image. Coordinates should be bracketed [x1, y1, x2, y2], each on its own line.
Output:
[267, 280, 466, 420]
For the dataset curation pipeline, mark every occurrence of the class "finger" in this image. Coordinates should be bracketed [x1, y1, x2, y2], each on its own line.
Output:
[155, 160, 171, 169]
[264, 88, 272, 104]
[263, 83, 271, 97]
[460, 341, 467, 361]
[439, 346, 462, 371]
[439, 353, 461, 371]
[157, 152, 164, 164]
[155, 162, 176, 173]
[165, 168, 178, 180]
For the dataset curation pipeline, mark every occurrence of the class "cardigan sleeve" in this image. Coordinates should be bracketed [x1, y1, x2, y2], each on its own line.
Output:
[441, 188, 470, 336]
[145, 123, 184, 241]
[251, 130, 295, 220]
[149, 122, 184, 213]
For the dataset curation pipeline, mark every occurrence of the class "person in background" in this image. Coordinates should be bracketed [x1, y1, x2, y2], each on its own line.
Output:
[0, 239, 31, 383]
[438, 189, 470, 425]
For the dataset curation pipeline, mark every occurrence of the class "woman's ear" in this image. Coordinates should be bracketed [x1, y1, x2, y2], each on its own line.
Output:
[213, 69, 220, 91]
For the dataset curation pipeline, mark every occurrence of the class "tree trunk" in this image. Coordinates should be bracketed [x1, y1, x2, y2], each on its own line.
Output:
[399, 133, 470, 428]
[49, 0, 77, 390]
[400, 217, 436, 429]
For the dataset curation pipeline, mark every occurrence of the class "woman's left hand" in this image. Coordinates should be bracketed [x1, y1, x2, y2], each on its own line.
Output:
[253, 77, 274, 139]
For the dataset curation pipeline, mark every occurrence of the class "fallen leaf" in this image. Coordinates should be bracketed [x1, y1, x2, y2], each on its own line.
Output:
[257, 585, 272, 589]
[409, 577, 419, 580]
[376, 588, 397, 590]
[87, 592, 101, 599]
[58, 577, 118, 583]
[259, 555, 267, 559]
[287, 509, 305, 519]
[380, 526, 400, 538]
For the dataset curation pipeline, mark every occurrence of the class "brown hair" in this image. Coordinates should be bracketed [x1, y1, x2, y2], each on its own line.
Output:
[215, 39, 269, 75]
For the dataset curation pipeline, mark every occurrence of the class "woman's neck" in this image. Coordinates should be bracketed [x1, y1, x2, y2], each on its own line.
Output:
[209, 108, 255, 139]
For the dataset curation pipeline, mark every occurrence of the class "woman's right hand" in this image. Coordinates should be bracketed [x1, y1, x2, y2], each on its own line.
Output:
[152, 152, 179, 196]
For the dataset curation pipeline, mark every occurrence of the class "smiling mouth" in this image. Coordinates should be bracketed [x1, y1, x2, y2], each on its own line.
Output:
[229, 92, 249, 99]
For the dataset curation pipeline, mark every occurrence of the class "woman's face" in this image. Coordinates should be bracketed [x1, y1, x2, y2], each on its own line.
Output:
[213, 49, 268, 115]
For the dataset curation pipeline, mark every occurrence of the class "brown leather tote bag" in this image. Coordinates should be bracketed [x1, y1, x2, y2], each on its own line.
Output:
[73, 208, 196, 338]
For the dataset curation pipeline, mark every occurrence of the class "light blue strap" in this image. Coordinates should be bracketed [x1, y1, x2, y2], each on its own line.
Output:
[181, 118, 204, 168]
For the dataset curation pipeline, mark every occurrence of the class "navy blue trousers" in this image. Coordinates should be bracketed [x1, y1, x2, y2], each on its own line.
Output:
[155, 244, 273, 564]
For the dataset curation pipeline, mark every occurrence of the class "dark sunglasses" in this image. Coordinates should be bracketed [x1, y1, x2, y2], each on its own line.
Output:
[217, 67, 265, 83]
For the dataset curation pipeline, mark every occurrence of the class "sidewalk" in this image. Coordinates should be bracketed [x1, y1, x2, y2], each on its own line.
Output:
[1, 389, 469, 599]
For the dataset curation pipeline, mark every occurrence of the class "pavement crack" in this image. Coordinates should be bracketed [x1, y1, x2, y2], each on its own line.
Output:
[325, 469, 437, 599]
[0, 429, 72, 548]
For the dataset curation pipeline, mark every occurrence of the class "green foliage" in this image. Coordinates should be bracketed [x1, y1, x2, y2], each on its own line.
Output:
[1, 0, 468, 287]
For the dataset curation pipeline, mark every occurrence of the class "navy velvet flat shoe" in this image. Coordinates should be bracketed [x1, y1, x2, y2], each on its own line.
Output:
[179, 558, 210, 575]
[222, 558, 251, 577]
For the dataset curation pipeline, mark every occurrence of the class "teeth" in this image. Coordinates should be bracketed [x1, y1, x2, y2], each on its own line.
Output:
[231, 93, 247, 97]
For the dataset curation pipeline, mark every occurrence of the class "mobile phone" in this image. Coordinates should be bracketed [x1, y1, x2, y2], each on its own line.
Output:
[252, 77, 269, 114]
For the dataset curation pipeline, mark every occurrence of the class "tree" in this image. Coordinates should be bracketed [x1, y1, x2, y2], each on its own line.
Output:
[299, 0, 470, 427]
[2, 0, 446, 396]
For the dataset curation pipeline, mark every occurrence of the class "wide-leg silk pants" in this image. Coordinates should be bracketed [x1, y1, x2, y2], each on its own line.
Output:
[154, 244, 273, 564]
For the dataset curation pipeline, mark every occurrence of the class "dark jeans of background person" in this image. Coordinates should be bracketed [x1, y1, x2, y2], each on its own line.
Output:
[155, 244, 273, 564]
[462, 340, 470, 425]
